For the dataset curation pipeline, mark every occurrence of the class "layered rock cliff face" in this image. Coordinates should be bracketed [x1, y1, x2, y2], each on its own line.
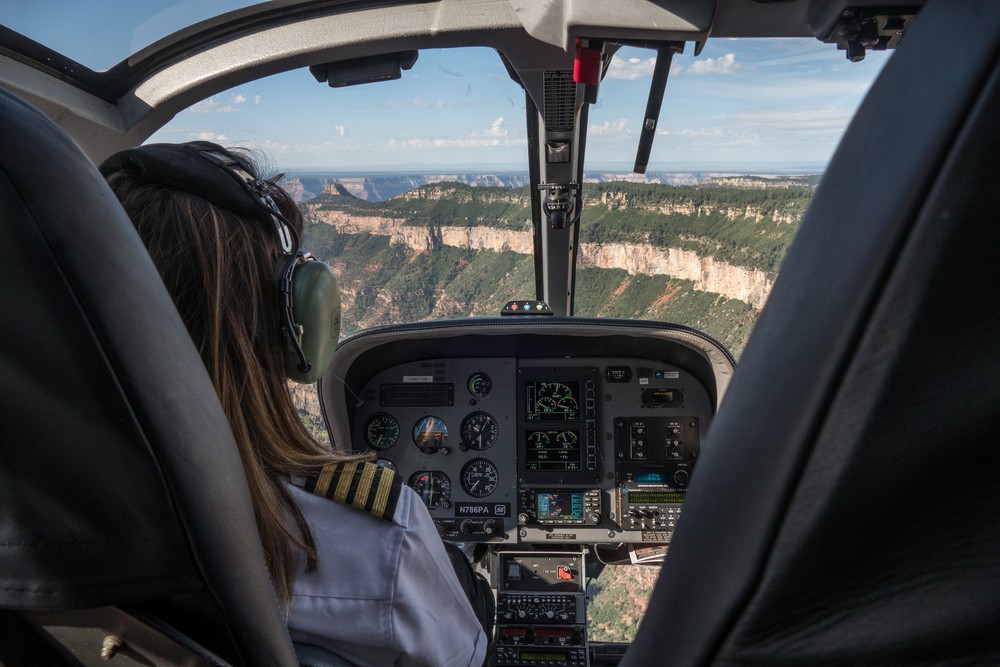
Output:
[594, 189, 800, 224]
[308, 209, 773, 309]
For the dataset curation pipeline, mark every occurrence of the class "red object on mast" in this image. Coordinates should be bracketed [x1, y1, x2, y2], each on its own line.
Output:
[573, 38, 601, 85]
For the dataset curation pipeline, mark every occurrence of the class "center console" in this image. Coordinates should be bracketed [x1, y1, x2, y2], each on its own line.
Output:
[493, 551, 589, 667]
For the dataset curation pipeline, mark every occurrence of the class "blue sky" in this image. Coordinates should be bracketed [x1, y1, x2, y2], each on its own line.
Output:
[8, 3, 891, 172]
[146, 40, 891, 172]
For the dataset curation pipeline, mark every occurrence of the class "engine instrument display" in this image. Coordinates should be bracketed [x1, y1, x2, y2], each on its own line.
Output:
[461, 411, 499, 450]
[525, 430, 582, 471]
[408, 471, 451, 509]
[525, 381, 580, 421]
[461, 458, 500, 498]
[364, 412, 400, 450]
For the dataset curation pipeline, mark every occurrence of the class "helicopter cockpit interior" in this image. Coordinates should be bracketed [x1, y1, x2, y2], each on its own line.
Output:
[2, 0, 1000, 666]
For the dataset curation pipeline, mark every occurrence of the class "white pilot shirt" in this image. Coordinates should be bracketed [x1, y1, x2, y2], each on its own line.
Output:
[285, 480, 488, 667]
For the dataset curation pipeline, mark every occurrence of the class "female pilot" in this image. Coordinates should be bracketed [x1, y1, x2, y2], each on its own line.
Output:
[101, 142, 487, 667]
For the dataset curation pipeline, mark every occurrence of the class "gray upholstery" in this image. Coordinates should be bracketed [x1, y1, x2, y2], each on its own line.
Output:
[623, 1, 1000, 665]
[0, 88, 298, 666]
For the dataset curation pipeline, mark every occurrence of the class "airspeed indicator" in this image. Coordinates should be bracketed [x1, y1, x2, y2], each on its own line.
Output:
[364, 413, 400, 450]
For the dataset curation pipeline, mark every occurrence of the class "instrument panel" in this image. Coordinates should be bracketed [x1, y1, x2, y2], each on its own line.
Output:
[340, 329, 723, 546]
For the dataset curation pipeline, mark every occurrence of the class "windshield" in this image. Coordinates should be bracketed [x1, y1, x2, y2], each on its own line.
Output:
[151, 42, 886, 352]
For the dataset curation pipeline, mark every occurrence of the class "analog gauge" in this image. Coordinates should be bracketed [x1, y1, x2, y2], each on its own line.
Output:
[408, 471, 451, 509]
[374, 458, 397, 472]
[461, 412, 499, 451]
[556, 430, 578, 445]
[413, 416, 448, 452]
[537, 382, 577, 414]
[528, 431, 551, 446]
[364, 413, 400, 450]
[461, 458, 499, 498]
[468, 372, 493, 398]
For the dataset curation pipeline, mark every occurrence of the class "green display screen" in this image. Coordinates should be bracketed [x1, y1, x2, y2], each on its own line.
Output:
[629, 491, 684, 504]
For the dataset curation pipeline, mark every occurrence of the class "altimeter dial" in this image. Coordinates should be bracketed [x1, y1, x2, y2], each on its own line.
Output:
[460, 458, 499, 498]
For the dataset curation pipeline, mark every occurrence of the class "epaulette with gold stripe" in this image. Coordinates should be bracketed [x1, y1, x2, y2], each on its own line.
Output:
[303, 461, 402, 522]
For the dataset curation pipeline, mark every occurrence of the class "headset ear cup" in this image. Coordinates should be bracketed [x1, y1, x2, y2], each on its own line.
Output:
[284, 259, 341, 383]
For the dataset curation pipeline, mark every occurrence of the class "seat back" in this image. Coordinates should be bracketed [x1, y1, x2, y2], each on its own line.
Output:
[0, 88, 297, 666]
[623, 1, 1000, 664]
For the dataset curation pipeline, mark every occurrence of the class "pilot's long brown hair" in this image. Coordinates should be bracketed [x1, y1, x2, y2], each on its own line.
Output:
[105, 148, 363, 605]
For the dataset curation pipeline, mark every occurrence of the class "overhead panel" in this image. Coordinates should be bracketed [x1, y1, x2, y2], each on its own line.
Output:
[507, 0, 715, 51]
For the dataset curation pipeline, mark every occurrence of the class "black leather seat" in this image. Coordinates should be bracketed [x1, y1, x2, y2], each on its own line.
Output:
[623, 1, 1000, 664]
[0, 88, 300, 665]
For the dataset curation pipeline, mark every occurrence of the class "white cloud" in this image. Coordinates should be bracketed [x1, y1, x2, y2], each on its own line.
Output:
[335, 124, 346, 138]
[607, 56, 657, 81]
[606, 56, 684, 80]
[660, 106, 853, 150]
[386, 117, 526, 151]
[254, 95, 262, 105]
[589, 118, 632, 137]
[186, 94, 249, 114]
[196, 131, 229, 142]
[384, 98, 456, 109]
[486, 117, 507, 137]
[689, 53, 740, 74]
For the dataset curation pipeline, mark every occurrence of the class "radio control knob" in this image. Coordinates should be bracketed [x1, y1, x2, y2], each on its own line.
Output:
[588, 512, 601, 525]
[518, 513, 530, 525]
[674, 470, 690, 486]
[518, 610, 526, 619]
[545, 611, 555, 619]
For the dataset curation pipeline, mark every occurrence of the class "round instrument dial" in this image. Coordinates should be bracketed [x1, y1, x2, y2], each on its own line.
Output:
[408, 471, 451, 509]
[460, 412, 499, 451]
[413, 416, 448, 452]
[460, 458, 499, 498]
[467, 372, 493, 397]
[364, 413, 400, 451]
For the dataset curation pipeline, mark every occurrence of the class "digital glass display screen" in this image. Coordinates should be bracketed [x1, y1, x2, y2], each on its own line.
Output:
[628, 491, 685, 504]
[525, 430, 582, 470]
[536, 492, 584, 520]
[525, 381, 580, 421]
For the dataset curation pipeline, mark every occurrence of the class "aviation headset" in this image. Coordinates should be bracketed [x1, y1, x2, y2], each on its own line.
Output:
[99, 141, 340, 383]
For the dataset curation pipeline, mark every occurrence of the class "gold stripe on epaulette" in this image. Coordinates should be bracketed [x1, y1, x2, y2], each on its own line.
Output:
[354, 463, 377, 512]
[333, 461, 357, 504]
[371, 468, 394, 517]
[313, 464, 336, 497]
